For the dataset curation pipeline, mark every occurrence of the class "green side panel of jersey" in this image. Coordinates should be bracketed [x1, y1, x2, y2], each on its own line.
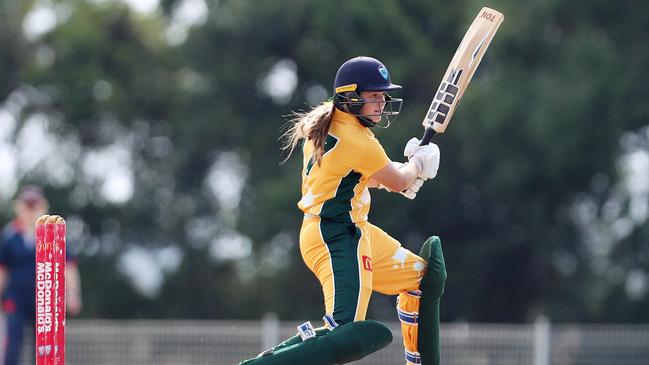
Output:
[320, 170, 361, 222]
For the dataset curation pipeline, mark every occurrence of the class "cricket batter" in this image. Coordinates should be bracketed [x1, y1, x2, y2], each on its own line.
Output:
[240, 56, 447, 365]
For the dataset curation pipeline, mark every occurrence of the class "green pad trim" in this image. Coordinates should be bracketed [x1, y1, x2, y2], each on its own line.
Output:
[239, 320, 392, 365]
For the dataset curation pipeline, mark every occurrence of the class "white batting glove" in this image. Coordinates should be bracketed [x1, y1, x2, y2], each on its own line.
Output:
[404, 137, 432, 157]
[403, 137, 440, 180]
[400, 177, 425, 200]
[377, 162, 425, 200]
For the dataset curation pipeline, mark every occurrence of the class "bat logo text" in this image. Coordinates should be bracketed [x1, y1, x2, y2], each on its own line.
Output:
[481, 11, 496, 22]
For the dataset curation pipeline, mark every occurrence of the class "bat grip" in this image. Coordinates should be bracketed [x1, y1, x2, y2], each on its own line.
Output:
[420, 127, 437, 145]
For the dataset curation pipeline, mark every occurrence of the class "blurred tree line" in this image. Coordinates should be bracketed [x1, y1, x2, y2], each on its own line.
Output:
[1, 0, 648, 323]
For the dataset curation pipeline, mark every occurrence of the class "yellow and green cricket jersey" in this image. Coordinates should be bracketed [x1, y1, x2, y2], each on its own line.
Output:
[298, 107, 390, 223]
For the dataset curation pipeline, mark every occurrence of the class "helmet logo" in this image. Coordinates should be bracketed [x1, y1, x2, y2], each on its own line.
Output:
[378, 66, 389, 81]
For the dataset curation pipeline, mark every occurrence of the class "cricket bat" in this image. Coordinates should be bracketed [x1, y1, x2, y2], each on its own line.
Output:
[419, 7, 504, 145]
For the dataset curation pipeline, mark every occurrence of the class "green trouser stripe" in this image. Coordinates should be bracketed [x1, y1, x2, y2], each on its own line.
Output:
[320, 219, 362, 325]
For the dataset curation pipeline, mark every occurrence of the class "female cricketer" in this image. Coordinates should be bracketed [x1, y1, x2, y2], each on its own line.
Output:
[241, 56, 447, 365]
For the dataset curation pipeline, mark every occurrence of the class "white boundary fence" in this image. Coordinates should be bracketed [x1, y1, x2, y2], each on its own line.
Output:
[15, 316, 649, 364]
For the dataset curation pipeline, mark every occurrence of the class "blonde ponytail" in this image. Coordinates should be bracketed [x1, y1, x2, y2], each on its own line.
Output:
[280, 102, 335, 165]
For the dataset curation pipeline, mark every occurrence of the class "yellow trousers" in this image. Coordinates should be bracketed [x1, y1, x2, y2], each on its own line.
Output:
[300, 216, 426, 364]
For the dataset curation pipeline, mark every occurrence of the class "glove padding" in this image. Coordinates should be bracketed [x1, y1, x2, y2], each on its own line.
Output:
[401, 176, 424, 200]
[403, 137, 440, 180]
[377, 162, 425, 200]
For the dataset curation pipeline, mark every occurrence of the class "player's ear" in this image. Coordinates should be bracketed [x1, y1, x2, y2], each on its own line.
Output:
[333, 91, 363, 114]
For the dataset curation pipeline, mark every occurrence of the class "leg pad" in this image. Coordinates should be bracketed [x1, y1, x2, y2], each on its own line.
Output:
[418, 236, 447, 365]
[418, 236, 447, 298]
[239, 320, 393, 365]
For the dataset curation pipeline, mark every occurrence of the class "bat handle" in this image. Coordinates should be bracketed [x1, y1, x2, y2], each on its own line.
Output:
[420, 127, 437, 145]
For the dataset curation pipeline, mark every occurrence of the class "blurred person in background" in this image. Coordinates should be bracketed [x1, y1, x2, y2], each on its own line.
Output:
[0, 186, 82, 365]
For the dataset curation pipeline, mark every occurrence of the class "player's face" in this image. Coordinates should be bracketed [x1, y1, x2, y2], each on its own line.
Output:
[359, 91, 386, 123]
[15, 200, 48, 228]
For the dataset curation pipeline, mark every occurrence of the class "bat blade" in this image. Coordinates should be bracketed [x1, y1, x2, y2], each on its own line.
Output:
[420, 7, 504, 144]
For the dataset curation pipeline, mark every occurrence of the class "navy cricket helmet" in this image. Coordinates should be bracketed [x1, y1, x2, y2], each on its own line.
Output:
[332, 56, 403, 127]
[334, 56, 402, 93]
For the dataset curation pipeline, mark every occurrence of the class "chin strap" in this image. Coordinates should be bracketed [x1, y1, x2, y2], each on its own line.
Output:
[358, 116, 375, 127]
[341, 111, 392, 129]
[360, 116, 393, 129]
